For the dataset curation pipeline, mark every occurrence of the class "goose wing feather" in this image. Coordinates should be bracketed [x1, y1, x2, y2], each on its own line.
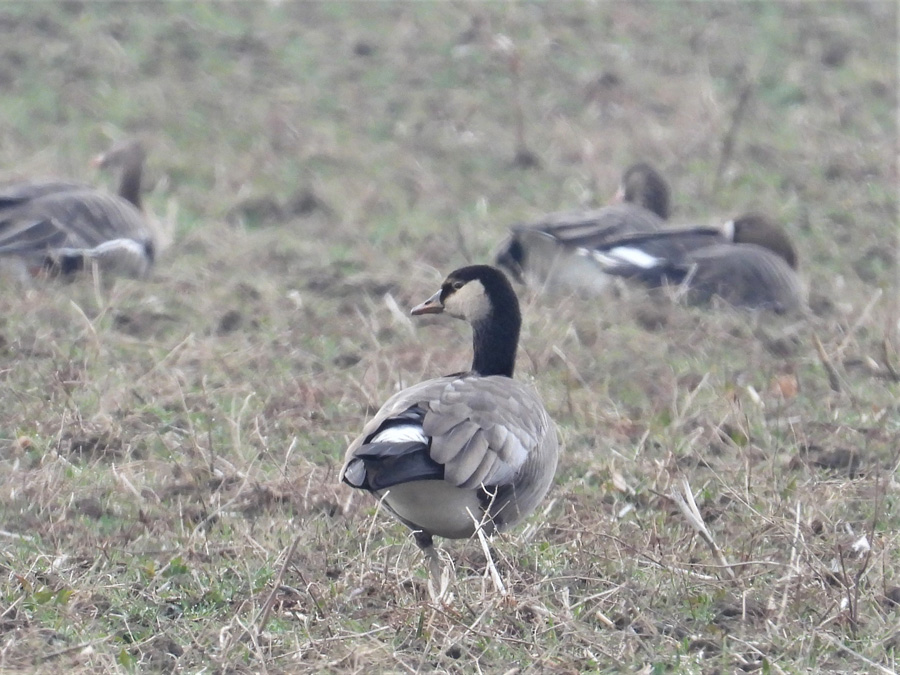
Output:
[588, 227, 724, 259]
[513, 203, 664, 246]
[11, 190, 151, 246]
[0, 180, 90, 208]
[0, 218, 69, 255]
[343, 374, 553, 491]
[583, 227, 726, 276]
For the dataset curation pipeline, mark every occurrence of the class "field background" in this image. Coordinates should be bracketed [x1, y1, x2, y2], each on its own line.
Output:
[0, 2, 897, 673]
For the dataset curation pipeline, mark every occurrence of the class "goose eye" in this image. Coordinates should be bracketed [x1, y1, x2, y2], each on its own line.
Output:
[451, 281, 464, 291]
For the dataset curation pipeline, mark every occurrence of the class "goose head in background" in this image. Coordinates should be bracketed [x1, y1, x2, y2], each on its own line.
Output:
[611, 161, 671, 220]
[494, 163, 669, 292]
[341, 265, 558, 586]
[92, 137, 147, 211]
[720, 212, 797, 269]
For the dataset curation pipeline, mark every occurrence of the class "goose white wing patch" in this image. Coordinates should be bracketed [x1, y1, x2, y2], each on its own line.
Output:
[582, 245, 662, 270]
[720, 219, 736, 241]
[370, 424, 428, 444]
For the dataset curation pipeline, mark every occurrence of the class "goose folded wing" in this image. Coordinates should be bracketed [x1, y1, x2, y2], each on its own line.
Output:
[29, 191, 148, 245]
[586, 250, 694, 287]
[0, 217, 69, 255]
[423, 376, 549, 491]
[344, 440, 442, 491]
[580, 227, 726, 281]
[342, 376, 550, 493]
[342, 394, 440, 489]
[532, 203, 664, 247]
[0, 181, 88, 209]
[581, 227, 723, 261]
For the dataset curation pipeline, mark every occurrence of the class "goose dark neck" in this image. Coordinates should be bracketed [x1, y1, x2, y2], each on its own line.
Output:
[470, 303, 520, 377]
[623, 164, 669, 220]
[118, 154, 144, 211]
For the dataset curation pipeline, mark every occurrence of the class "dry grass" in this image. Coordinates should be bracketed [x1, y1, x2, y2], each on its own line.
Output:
[0, 2, 897, 673]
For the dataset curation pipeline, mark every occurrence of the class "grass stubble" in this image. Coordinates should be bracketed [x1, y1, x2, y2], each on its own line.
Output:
[0, 2, 897, 673]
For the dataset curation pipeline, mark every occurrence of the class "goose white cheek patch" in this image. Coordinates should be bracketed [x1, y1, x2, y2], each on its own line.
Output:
[444, 280, 490, 322]
[371, 425, 428, 444]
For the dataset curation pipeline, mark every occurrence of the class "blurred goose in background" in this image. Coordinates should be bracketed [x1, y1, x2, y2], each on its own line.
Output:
[495, 162, 670, 293]
[583, 213, 805, 312]
[341, 265, 558, 584]
[0, 138, 155, 279]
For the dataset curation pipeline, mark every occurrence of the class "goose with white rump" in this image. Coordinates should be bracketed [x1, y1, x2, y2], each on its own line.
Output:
[340, 265, 559, 584]
[494, 162, 670, 293]
[0, 138, 155, 280]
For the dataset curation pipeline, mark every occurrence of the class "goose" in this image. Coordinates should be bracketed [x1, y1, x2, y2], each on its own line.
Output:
[340, 265, 559, 583]
[582, 213, 805, 312]
[0, 138, 154, 279]
[495, 163, 669, 293]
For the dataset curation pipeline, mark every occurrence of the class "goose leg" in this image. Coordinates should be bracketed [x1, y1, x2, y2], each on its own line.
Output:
[414, 531, 444, 591]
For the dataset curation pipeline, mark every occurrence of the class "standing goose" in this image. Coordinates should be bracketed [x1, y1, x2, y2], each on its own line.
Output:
[495, 163, 670, 293]
[583, 213, 805, 312]
[0, 138, 154, 279]
[340, 265, 559, 582]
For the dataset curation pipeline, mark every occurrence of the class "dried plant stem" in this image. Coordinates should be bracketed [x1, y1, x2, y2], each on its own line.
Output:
[775, 501, 802, 627]
[256, 534, 302, 638]
[881, 338, 899, 381]
[818, 633, 898, 675]
[670, 477, 736, 580]
[835, 288, 883, 355]
[36, 637, 114, 664]
[506, 48, 538, 167]
[475, 525, 507, 597]
[713, 82, 753, 193]
[812, 333, 843, 392]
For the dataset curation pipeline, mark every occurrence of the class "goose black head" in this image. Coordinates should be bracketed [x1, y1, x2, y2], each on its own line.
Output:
[411, 265, 521, 377]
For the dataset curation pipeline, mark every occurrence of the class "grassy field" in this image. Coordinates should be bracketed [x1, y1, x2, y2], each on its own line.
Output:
[0, 2, 897, 672]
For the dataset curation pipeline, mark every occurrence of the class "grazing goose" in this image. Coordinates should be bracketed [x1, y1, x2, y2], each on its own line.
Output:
[0, 138, 154, 279]
[340, 265, 559, 582]
[583, 213, 805, 312]
[495, 163, 669, 292]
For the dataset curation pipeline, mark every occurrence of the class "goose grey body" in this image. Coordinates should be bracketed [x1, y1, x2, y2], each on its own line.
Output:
[343, 373, 557, 539]
[340, 265, 558, 579]
[495, 163, 669, 293]
[0, 139, 154, 279]
[674, 243, 803, 312]
[584, 214, 805, 312]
